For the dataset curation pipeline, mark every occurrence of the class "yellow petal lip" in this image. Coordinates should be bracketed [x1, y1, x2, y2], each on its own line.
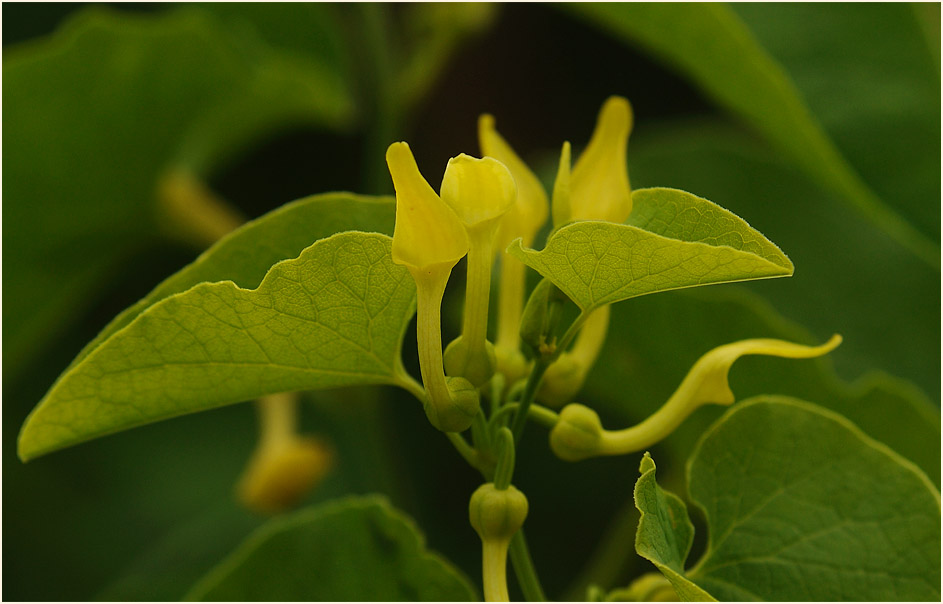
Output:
[387, 142, 469, 270]
[570, 95, 634, 224]
[441, 153, 517, 227]
[478, 114, 549, 247]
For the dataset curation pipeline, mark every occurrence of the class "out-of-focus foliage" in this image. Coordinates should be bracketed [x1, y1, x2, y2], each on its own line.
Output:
[186, 496, 477, 601]
[4, 3, 938, 601]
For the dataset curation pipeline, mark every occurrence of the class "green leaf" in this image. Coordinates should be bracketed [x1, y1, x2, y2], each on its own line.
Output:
[566, 3, 938, 267]
[731, 3, 940, 245]
[685, 397, 941, 601]
[3, 6, 353, 376]
[185, 495, 477, 601]
[69, 193, 394, 371]
[507, 188, 792, 312]
[18, 231, 416, 461]
[634, 453, 716, 601]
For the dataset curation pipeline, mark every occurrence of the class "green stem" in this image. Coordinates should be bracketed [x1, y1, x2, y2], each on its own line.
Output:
[510, 360, 551, 443]
[412, 267, 455, 414]
[556, 310, 589, 357]
[463, 224, 495, 352]
[446, 432, 480, 470]
[482, 539, 511, 602]
[472, 409, 492, 455]
[509, 530, 546, 601]
[492, 428, 515, 490]
[527, 405, 559, 429]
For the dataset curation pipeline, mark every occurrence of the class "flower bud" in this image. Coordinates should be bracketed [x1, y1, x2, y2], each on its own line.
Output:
[548, 403, 604, 462]
[444, 335, 497, 387]
[469, 483, 529, 543]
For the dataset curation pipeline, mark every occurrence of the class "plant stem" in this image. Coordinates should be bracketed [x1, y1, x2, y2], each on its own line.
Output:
[412, 267, 455, 413]
[256, 392, 298, 448]
[510, 359, 550, 443]
[462, 225, 495, 355]
[482, 539, 511, 602]
[509, 530, 546, 601]
[446, 432, 479, 469]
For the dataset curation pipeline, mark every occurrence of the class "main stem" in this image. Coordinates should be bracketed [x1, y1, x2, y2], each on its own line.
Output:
[510, 359, 550, 443]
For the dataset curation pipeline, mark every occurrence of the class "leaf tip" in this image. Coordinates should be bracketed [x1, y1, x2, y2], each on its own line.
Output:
[639, 451, 656, 474]
[504, 236, 525, 257]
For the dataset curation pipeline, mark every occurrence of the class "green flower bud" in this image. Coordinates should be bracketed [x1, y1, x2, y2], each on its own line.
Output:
[548, 403, 604, 462]
[469, 483, 529, 543]
[444, 335, 497, 387]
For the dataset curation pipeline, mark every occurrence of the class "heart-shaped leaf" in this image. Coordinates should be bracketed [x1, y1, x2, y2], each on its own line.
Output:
[68, 192, 394, 371]
[508, 188, 792, 312]
[18, 232, 416, 461]
[635, 398, 941, 601]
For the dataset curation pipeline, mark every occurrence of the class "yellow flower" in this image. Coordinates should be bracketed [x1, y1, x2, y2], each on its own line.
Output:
[478, 115, 549, 250]
[387, 142, 469, 272]
[386, 142, 480, 432]
[550, 335, 842, 461]
[441, 153, 517, 228]
[558, 96, 634, 225]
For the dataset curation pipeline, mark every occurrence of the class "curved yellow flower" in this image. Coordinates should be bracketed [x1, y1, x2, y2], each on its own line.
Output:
[388, 142, 468, 272]
[387, 142, 479, 432]
[563, 96, 634, 225]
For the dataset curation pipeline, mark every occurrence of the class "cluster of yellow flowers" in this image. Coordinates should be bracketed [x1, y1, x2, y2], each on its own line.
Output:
[387, 96, 634, 433]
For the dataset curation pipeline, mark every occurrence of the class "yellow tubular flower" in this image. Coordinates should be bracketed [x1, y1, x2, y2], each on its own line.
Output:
[551, 141, 572, 229]
[478, 115, 548, 250]
[441, 155, 517, 387]
[566, 96, 634, 224]
[237, 392, 333, 514]
[550, 335, 843, 461]
[478, 115, 550, 383]
[388, 142, 469, 271]
[387, 142, 479, 432]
